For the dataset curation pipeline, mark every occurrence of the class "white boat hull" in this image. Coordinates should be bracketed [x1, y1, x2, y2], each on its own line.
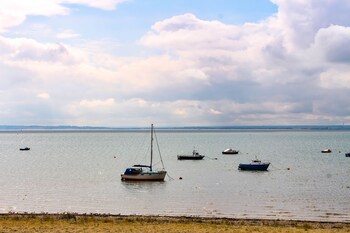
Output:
[121, 171, 166, 181]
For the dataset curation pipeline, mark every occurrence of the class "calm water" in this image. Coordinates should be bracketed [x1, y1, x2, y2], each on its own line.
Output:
[0, 129, 349, 222]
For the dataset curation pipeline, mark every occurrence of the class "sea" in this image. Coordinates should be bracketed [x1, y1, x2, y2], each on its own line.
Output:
[0, 126, 349, 222]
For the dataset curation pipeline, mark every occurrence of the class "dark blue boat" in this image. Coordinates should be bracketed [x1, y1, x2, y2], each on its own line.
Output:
[238, 159, 270, 171]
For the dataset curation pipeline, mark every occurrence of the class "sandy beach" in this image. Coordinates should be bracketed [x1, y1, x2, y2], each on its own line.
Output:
[0, 213, 349, 233]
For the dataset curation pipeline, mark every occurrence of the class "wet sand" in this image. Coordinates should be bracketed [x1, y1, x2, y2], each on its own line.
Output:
[0, 213, 349, 233]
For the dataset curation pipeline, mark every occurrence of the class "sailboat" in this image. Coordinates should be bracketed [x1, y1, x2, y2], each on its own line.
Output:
[121, 124, 167, 181]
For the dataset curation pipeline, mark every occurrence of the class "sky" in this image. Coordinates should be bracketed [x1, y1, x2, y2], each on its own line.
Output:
[1, 0, 350, 127]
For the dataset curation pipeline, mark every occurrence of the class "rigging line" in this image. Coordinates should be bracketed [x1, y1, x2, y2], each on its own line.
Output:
[166, 173, 175, 181]
[139, 130, 151, 165]
[270, 163, 291, 171]
[205, 155, 218, 160]
[129, 131, 149, 165]
[145, 143, 151, 164]
[153, 129, 165, 169]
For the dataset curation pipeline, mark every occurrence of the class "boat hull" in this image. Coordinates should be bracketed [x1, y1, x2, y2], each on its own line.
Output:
[222, 151, 238, 154]
[177, 155, 204, 160]
[20, 147, 30, 151]
[121, 171, 167, 181]
[238, 163, 270, 171]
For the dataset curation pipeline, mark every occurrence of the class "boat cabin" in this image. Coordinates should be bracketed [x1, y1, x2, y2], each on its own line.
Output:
[123, 164, 153, 175]
[222, 148, 239, 154]
[123, 167, 142, 175]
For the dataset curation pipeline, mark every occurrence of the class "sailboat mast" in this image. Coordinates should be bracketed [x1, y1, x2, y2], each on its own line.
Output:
[150, 124, 153, 171]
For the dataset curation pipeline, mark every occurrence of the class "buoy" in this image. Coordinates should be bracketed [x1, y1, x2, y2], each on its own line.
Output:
[179, 177, 183, 180]
[287, 168, 290, 170]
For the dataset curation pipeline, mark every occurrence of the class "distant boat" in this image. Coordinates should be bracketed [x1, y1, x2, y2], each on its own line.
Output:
[177, 149, 205, 160]
[121, 124, 167, 181]
[321, 149, 332, 153]
[19, 147, 30, 151]
[18, 130, 30, 151]
[345, 153, 350, 157]
[238, 158, 270, 171]
[222, 148, 239, 154]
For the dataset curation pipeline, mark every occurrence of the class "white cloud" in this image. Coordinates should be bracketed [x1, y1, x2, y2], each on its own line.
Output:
[313, 25, 350, 63]
[319, 69, 350, 89]
[1, 0, 350, 126]
[0, 1, 69, 32]
[56, 30, 80, 39]
[79, 98, 115, 108]
[141, 13, 245, 54]
[0, 36, 86, 64]
[0, 0, 128, 32]
[37, 92, 51, 99]
[270, 0, 350, 50]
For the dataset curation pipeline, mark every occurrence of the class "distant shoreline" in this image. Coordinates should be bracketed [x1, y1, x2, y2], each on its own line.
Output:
[1, 124, 350, 132]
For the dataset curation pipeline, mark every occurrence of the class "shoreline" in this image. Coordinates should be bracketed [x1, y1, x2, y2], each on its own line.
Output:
[1, 212, 349, 224]
[0, 213, 349, 232]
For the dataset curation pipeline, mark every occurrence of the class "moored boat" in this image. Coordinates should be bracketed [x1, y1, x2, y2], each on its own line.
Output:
[121, 124, 167, 181]
[19, 147, 30, 151]
[321, 149, 332, 153]
[177, 149, 204, 160]
[121, 165, 166, 181]
[345, 153, 350, 157]
[238, 159, 270, 171]
[222, 148, 239, 154]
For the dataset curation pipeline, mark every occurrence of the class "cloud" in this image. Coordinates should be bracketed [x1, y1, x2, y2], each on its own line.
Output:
[271, 0, 350, 50]
[136, 1, 350, 125]
[56, 30, 80, 39]
[141, 13, 244, 54]
[1, 0, 350, 126]
[0, 36, 85, 64]
[63, 0, 129, 10]
[37, 92, 51, 99]
[319, 69, 350, 89]
[0, 0, 128, 32]
[0, 1, 69, 32]
[313, 25, 350, 63]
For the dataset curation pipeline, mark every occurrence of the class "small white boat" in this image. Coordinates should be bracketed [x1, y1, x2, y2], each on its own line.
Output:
[222, 148, 239, 154]
[321, 149, 332, 153]
[121, 124, 167, 181]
